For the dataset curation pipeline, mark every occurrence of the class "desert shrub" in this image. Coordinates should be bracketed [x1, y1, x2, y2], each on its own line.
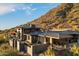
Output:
[67, 20, 72, 24]
[0, 39, 8, 45]
[0, 33, 9, 45]
[0, 44, 20, 56]
[56, 10, 66, 18]
[70, 44, 79, 56]
[39, 47, 55, 56]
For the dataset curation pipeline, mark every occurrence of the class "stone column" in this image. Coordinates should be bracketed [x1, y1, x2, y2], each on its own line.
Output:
[17, 41, 20, 51]
[27, 45, 33, 56]
[50, 37, 52, 44]
[30, 35, 32, 44]
[9, 39, 13, 47]
[13, 40, 17, 48]
[26, 35, 28, 41]
[44, 37, 46, 44]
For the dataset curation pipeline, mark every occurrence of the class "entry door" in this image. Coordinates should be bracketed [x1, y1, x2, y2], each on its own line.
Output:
[46, 37, 50, 44]
[77, 38, 79, 44]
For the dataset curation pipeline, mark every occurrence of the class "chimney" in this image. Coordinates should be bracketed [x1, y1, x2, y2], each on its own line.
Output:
[29, 24, 36, 28]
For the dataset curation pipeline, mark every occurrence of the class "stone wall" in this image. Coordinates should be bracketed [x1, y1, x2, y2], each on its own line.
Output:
[9, 39, 13, 47]
[27, 44, 48, 56]
[27, 46, 33, 56]
[17, 41, 27, 52]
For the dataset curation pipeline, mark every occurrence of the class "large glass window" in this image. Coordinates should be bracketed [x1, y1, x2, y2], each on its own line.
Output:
[32, 35, 38, 44]
[28, 35, 30, 40]
[38, 37, 44, 44]
[23, 35, 27, 41]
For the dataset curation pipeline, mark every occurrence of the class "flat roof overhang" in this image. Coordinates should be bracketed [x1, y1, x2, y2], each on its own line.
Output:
[38, 34, 73, 39]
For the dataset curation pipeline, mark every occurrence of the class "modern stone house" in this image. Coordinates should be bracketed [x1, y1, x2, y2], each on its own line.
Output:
[9, 24, 79, 56]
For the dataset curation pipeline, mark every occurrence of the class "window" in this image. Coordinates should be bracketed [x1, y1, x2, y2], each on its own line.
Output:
[32, 36, 38, 44]
[46, 37, 50, 44]
[17, 32, 20, 39]
[28, 35, 30, 40]
[23, 35, 27, 41]
[69, 38, 77, 43]
[37, 37, 44, 44]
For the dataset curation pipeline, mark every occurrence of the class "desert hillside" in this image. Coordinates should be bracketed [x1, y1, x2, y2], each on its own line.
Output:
[28, 3, 79, 31]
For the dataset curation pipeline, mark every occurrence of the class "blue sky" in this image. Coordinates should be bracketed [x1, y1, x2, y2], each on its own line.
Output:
[0, 3, 59, 30]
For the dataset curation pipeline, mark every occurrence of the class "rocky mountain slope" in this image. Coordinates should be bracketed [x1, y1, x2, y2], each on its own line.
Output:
[28, 3, 79, 31]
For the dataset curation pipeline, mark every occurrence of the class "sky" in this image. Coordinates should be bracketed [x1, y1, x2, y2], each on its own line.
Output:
[0, 3, 59, 30]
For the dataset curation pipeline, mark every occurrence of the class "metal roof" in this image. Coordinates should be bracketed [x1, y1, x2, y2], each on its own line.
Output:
[24, 30, 79, 39]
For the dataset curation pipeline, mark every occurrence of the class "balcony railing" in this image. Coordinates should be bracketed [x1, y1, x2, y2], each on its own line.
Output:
[52, 43, 79, 50]
[52, 44, 66, 50]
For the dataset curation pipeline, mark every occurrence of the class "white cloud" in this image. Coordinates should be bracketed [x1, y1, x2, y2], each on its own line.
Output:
[24, 5, 37, 16]
[0, 4, 17, 15]
[0, 3, 37, 15]
[22, 7, 27, 10]
[11, 8, 16, 12]
[31, 8, 37, 11]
